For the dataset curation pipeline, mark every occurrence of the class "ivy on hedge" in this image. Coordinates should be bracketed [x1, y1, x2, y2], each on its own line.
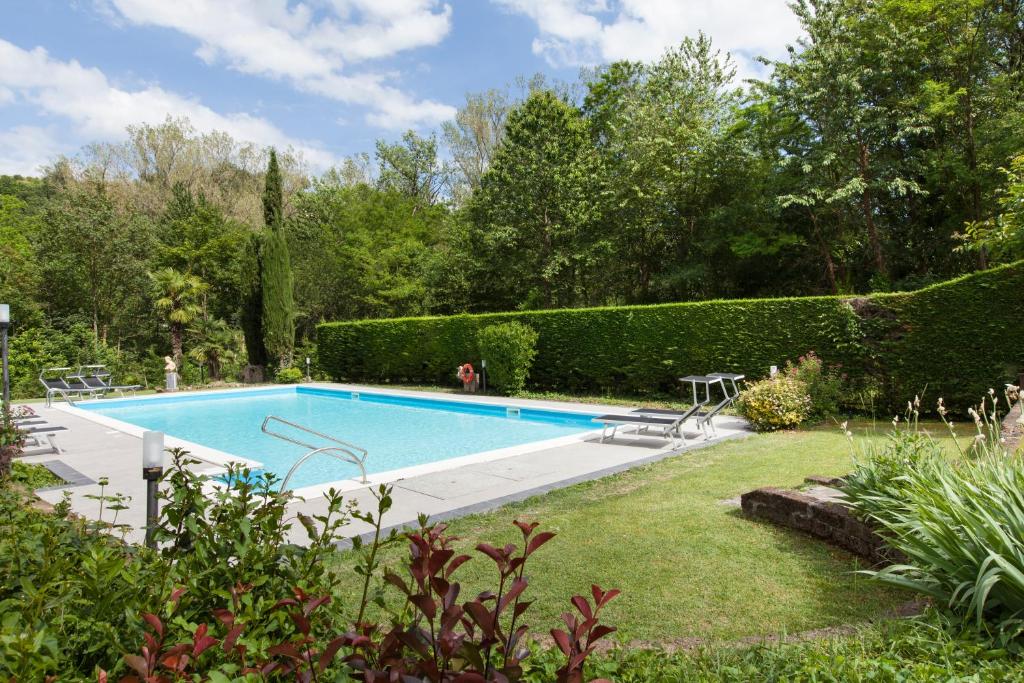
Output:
[317, 262, 1024, 410]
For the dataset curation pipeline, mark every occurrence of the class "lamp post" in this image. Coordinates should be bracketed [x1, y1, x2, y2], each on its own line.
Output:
[0, 304, 10, 409]
[142, 430, 164, 550]
[305, 356, 311, 381]
[480, 358, 487, 394]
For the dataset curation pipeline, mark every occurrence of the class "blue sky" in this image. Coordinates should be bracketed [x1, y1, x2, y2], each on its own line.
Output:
[0, 1, 800, 175]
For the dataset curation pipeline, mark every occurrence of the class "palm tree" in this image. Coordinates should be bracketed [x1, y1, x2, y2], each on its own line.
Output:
[187, 318, 239, 382]
[150, 268, 207, 369]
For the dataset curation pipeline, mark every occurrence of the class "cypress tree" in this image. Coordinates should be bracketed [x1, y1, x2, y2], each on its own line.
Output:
[240, 231, 268, 369]
[260, 149, 295, 368]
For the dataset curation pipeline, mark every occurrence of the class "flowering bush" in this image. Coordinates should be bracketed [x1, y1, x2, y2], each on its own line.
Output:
[736, 374, 812, 431]
[785, 351, 843, 420]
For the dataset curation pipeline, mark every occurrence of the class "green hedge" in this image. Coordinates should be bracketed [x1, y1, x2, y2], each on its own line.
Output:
[318, 262, 1024, 411]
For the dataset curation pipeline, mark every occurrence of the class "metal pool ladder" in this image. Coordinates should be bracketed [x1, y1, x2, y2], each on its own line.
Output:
[261, 415, 369, 491]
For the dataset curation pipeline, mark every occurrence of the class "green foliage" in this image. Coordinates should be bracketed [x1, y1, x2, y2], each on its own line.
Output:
[844, 392, 1024, 640]
[960, 154, 1024, 263]
[477, 322, 539, 394]
[149, 267, 208, 367]
[736, 374, 812, 432]
[275, 367, 303, 384]
[468, 89, 603, 310]
[7, 323, 138, 399]
[784, 351, 844, 421]
[522, 610, 1024, 681]
[318, 261, 1024, 411]
[9, 462, 63, 489]
[260, 149, 296, 368]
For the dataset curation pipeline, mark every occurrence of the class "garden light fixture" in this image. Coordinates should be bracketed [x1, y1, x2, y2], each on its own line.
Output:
[142, 430, 164, 549]
[0, 304, 9, 408]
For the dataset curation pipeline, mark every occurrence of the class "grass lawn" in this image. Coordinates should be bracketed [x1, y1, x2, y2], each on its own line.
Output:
[328, 419, 962, 644]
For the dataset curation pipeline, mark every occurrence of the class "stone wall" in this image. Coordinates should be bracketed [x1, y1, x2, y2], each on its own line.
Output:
[740, 486, 901, 566]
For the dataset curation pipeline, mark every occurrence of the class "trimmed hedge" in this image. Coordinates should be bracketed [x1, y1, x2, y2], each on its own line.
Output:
[318, 262, 1024, 411]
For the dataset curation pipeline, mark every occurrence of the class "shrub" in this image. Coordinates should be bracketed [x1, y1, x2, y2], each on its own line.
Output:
[318, 261, 1024, 412]
[845, 390, 1024, 640]
[785, 351, 843, 420]
[1, 449, 619, 681]
[736, 374, 812, 431]
[478, 321, 539, 395]
[275, 366, 304, 384]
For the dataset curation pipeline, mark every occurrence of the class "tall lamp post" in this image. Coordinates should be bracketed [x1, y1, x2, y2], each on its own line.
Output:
[142, 430, 164, 550]
[0, 304, 10, 409]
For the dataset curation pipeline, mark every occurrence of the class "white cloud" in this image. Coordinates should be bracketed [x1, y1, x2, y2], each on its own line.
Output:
[0, 125, 65, 175]
[0, 39, 340, 170]
[98, 0, 457, 128]
[492, 0, 801, 80]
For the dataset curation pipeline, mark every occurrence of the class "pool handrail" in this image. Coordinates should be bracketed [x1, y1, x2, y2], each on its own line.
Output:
[261, 415, 369, 487]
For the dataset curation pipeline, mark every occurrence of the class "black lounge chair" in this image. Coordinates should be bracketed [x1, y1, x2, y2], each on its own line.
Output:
[38, 368, 101, 407]
[71, 365, 141, 397]
[594, 412, 690, 447]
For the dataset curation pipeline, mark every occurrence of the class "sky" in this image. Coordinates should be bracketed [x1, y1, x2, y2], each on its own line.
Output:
[0, 0, 802, 176]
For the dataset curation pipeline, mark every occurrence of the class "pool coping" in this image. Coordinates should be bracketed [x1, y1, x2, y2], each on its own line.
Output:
[54, 383, 613, 497]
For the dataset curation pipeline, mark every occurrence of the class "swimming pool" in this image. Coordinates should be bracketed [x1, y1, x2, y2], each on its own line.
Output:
[75, 387, 600, 490]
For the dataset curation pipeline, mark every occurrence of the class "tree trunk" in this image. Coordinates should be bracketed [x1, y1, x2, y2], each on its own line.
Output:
[170, 324, 183, 370]
[811, 212, 839, 294]
[858, 142, 887, 277]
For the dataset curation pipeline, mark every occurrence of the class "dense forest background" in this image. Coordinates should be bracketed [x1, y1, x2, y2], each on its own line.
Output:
[1, 0, 1022, 394]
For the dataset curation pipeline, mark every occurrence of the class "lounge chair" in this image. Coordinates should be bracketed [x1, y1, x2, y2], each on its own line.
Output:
[71, 365, 141, 397]
[39, 368, 96, 407]
[594, 412, 691, 447]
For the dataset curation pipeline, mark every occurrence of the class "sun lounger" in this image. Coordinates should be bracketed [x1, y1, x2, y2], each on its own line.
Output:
[594, 413, 689, 447]
[39, 368, 99, 407]
[73, 365, 142, 397]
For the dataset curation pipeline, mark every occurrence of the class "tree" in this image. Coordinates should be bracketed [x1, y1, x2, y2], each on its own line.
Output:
[150, 268, 207, 369]
[36, 187, 155, 344]
[758, 0, 931, 287]
[376, 131, 450, 209]
[260, 150, 295, 368]
[187, 317, 239, 381]
[584, 36, 756, 302]
[442, 90, 511, 204]
[469, 90, 603, 309]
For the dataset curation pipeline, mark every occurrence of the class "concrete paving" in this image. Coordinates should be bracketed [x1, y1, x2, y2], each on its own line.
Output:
[16, 385, 752, 546]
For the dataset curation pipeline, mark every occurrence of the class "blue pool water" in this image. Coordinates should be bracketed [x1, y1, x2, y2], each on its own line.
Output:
[79, 387, 598, 488]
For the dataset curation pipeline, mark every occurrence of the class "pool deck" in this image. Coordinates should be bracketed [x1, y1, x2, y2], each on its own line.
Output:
[17, 384, 752, 546]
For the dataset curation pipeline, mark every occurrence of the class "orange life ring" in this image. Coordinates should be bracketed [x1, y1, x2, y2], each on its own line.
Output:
[457, 363, 476, 384]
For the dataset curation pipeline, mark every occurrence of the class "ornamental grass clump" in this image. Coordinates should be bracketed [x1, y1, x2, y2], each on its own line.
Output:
[736, 374, 812, 431]
[844, 387, 1024, 640]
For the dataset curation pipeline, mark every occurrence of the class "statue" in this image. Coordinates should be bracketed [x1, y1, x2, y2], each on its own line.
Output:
[164, 356, 178, 392]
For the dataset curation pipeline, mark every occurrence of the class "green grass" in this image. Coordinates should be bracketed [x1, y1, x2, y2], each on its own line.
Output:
[329, 420, 963, 643]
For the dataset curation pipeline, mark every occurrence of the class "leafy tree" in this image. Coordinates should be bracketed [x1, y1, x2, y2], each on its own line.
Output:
[187, 317, 240, 381]
[260, 150, 295, 368]
[376, 131, 450, 209]
[35, 187, 155, 344]
[442, 90, 511, 204]
[960, 154, 1024, 262]
[469, 90, 603, 310]
[150, 268, 207, 368]
[584, 35, 756, 301]
[0, 194, 42, 324]
[758, 0, 931, 288]
[289, 182, 463, 325]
